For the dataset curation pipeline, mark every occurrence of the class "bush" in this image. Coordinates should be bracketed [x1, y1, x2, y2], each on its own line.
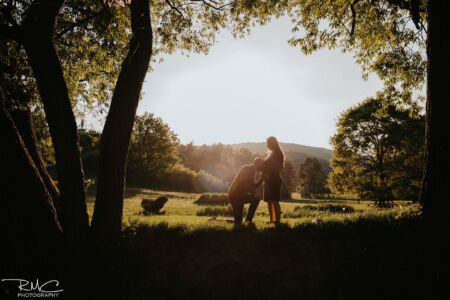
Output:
[196, 205, 246, 217]
[127, 164, 229, 194]
[284, 204, 355, 218]
[164, 168, 229, 193]
[163, 165, 200, 193]
[194, 193, 229, 206]
[294, 204, 355, 213]
[195, 171, 227, 192]
[127, 165, 200, 193]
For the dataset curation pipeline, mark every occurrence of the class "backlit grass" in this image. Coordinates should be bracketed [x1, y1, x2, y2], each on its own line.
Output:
[83, 188, 441, 300]
[86, 187, 420, 231]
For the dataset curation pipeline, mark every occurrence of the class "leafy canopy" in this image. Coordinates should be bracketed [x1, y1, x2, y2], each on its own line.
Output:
[329, 93, 424, 203]
[127, 112, 181, 185]
[0, 0, 246, 115]
[297, 157, 328, 197]
[287, 0, 427, 94]
[228, 0, 427, 95]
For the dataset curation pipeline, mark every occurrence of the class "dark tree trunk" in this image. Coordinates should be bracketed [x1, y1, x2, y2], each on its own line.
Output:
[0, 89, 63, 278]
[91, 0, 153, 243]
[419, 0, 450, 223]
[9, 108, 62, 219]
[19, 0, 89, 255]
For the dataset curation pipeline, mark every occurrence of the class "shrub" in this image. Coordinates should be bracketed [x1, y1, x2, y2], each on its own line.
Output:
[195, 170, 227, 192]
[284, 204, 355, 218]
[294, 204, 355, 213]
[127, 164, 229, 194]
[163, 165, 200, 193]
[283, 208, 317, 219]
[196, 205, 246, 217]
[194, 193, 229, 206]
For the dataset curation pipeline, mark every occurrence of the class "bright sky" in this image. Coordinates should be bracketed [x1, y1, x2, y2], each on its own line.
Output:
[136, 16, 384, 149]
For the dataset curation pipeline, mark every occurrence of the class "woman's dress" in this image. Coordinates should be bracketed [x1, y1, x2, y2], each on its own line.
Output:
[263, 151, 283, 202]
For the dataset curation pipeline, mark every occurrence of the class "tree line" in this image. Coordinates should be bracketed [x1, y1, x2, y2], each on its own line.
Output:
[77, 113, 257, 193]
[70, 113, 299, 196]
[75, 106, 425, 206]
[38, 111, 325, 198]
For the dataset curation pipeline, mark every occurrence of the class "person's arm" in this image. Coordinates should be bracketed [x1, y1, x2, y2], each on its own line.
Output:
[228, 170, 242, 196]
[264, 152, 275, 171]
[240, 167, 261, 195]
[255, 173, 265, 188]
[255, 159, 269, 188]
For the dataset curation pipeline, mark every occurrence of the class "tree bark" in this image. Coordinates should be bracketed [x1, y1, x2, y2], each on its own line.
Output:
[0, 89, 63, 278]
[10, 108, 62, 219]
[91, 0, 153, 243]
[419, 0, 450, 223]
[19, 0, 89, 255]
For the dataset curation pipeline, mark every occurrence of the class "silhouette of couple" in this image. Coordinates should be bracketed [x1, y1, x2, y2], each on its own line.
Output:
[228, 136, 284, 225]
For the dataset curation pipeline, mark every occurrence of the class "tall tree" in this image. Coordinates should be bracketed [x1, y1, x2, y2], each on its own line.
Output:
[91, 0, 240, 242]
[126, 112, 181, 186]
[297, 157, 327, 198]
[0, 88, 63, 278]
[90, 0, 153, 244]
[420, 0, 449, 222]
[284, 0, 449, 219]
[281, 159, 296, 198]
[10, 108, 61, 216]
[3, 0, 242, 246]
[1, 0, 237, 280]
[1, 0, 89, 257]
[329, 95, 424, 205]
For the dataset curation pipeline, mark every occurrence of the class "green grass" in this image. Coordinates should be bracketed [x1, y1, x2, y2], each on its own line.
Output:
[195, 205, 243, 217]
[86, 187, 420, 230]
[84, 188, 441, 300]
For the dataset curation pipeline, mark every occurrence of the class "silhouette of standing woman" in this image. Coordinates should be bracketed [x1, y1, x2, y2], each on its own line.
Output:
[263, 136, 284, 224]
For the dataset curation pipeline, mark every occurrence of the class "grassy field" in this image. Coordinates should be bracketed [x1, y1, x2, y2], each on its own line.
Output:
[86, 187, 420, 230]
[81, 188, 446, 299]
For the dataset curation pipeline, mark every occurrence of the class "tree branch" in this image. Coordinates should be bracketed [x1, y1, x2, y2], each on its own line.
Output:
[165, 0, 184, 17]
[21, 0, 65, 35]
[409, 0, 421, 30]
[56, 8, 108, 38]
[190, 0, 234, 10]
[1, 0, 18, 27]
[349, 0, 361, 36]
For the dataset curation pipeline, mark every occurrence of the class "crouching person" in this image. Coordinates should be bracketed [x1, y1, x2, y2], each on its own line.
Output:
[228, 158, 265, 225]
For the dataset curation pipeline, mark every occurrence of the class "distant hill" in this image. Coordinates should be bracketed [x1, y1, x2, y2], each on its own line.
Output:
[229, 142, 332, 172]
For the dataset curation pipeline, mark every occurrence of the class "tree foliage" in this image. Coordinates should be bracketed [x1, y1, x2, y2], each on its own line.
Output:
[281, 159, 296, 198]
[329, 94, 424, 205]
[180, 143, 257, 184]
[286, 0, 427, 94]
[1, 0, 255, 250]
[0, 0, 130, 115]
[79, 128, 101, 175]
[0, 0, 246, 118]
[127, 112, 181, 186]
[199, 1, 427, 96]
[297, 157, 327, 198]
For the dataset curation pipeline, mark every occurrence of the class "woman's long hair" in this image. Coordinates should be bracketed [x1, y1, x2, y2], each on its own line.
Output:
[266, 136, 285, 168]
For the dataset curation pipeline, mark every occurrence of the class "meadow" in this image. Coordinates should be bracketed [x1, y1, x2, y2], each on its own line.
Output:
[86, 188, 420, 230]
[83, 189, 441, 300]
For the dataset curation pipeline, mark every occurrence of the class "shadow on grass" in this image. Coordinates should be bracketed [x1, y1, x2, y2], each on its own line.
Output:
[87, 216, 446, 300]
